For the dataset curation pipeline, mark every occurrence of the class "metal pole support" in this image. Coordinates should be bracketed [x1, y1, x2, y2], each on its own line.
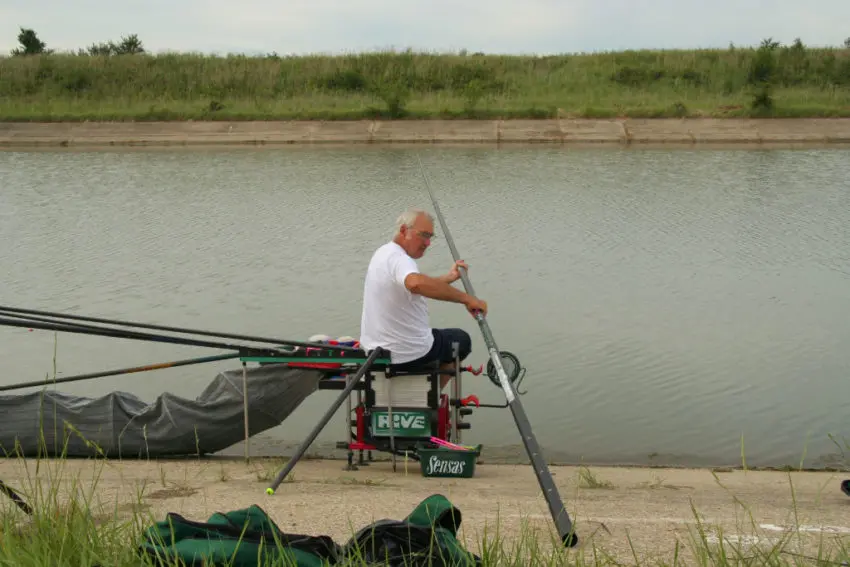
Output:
[345, 369, 356, 470]
[265, 348, 384, 495]
[454, 342, 463, 443]
[242, 361, 250, 464]
[387, 370, 396, 472]
[451, 341, 459, 443]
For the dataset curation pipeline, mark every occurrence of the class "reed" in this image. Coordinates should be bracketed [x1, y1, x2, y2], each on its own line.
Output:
[1, 41, 849, 121]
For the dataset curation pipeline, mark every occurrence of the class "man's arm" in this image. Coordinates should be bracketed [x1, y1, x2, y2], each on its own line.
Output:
[404, 273, 471, 305]
[393, 257, 487, 316]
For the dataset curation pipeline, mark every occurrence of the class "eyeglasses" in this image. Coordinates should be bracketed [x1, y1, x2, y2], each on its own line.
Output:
[414, 230, 437, 240]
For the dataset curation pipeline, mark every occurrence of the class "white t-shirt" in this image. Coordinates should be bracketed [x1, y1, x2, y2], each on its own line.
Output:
[360, 241, 434, 364]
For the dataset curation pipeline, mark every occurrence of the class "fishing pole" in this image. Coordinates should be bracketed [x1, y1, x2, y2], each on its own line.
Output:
[0, 305, 360, 353]
[0, 311, 220, 344]
[0, 352, 241, 392]
[415, 154, 578, 548]
[0, 315, 288, 356]
[0, 480, 31, 515]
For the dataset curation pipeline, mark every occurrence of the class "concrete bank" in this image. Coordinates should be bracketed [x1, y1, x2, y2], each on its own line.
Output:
[2, 118, 850, 148]
[1, 457, 848, 563]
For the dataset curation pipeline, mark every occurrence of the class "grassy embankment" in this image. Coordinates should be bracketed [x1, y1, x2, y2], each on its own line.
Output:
[1, 39, 849, 122]
[2, 447, 850, 566]
[1, 337, 850, 565]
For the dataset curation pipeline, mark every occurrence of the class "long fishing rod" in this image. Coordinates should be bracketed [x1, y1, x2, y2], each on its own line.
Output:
[0, 311, 219, 343]
[0, 305, 360, 353]
[0, 352, 240, 393]
[416, 154, 578, 548]
[0, 315, 287, 356]
[0, 311, 286, 354]
[0, 480, 31, 515]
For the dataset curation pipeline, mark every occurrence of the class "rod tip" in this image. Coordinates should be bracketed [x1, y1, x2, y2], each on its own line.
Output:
[562, 531, 579, 548]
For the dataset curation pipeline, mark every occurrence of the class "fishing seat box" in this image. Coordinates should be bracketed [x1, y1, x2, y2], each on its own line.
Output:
[366, 362, 442, 442]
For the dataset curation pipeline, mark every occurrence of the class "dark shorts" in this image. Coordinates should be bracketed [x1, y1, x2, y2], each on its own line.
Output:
[389, 328, 472, 372]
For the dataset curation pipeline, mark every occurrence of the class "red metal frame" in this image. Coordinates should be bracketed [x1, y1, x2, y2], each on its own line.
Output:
[437, 394, 449, 441]
[350, 404, 377, 451]
[340, 367, 485, 461]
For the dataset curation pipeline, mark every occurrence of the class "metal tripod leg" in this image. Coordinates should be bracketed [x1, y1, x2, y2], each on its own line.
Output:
[344, 369, 357, 471]
[266, 348, 384, 495]
[242, 361, 250, 463]
[451, 341, 459, 443]
[387, 370, 396, 472]
[453, 342, 462, 444]
[357, 387, 368, 466]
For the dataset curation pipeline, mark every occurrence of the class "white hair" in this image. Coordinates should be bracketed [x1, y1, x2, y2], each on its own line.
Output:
[395, 208, 433, 231]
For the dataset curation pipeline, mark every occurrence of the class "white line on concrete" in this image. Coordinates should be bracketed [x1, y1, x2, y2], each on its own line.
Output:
[510, 514, 724, 525]
[509, 515, 850, 536]
[760, 523, 850, 534]
[705, 534, 780, 546]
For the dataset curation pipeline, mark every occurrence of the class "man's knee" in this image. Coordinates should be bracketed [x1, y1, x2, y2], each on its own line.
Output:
[443, 328, 472, 361]
[458, 333, 472, 360]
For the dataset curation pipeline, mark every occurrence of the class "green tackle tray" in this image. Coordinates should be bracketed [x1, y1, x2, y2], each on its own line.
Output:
[416, 442, 482, 478]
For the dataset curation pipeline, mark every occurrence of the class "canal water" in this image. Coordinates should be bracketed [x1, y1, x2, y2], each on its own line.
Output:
[1, 144, 848, 469]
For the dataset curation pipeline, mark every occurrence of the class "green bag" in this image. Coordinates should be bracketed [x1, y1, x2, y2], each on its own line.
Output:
[138, 504, 340, 566]
[138, 494, 479, 567]
[340, 494, 481, 566]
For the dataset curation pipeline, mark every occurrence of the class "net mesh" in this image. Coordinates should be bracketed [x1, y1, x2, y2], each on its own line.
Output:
[486, 351, 521, 388]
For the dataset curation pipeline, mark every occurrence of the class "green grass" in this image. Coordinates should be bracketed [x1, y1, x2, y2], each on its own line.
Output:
[2, 434, 850, 566]
[1, 40, 849, 121]
[2, 456, 850, 566]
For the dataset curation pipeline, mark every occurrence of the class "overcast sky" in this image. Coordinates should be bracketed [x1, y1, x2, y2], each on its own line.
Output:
[1, 0, 847, 56]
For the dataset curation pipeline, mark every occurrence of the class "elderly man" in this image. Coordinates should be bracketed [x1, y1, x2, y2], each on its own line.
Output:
[360, 208, 487, 386]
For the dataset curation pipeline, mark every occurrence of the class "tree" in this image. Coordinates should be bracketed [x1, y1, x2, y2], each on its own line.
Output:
[11, 27, 48, 55]
[748, 38, 778, 112]
[116, 34, 144, 54]
[844, 37, 850, 49]
[86, 34, 145, 56]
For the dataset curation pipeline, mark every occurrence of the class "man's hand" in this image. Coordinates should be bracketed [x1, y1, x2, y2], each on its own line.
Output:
[464, 296, 488, 318]
[444, 260, 468, 284]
